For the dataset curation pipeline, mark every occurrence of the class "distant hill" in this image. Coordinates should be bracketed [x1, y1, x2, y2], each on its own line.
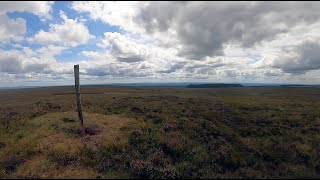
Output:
[279, 84, 320, 88]
[186, 83, 244, 88]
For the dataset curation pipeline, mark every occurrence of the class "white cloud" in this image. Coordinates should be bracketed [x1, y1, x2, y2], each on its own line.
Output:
[29, 11, 94, 47]
[0, 1, 53, 20]
[36, 45, 67, 59]
[134, 1, 320, 60]
[0, 49, 48, 74]
[0, 49, 23, 73]
[71, 1, 145, 33]
[99, 32, 150, 62]
[71, 1, 179, 48]
[0, 44, 69, 76]
[3, 2, 320, 85]
[250, 20, 320, 74]
[0, 14, 26, 42]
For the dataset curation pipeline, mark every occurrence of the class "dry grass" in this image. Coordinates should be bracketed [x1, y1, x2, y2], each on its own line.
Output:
[1, 111, 134, 179]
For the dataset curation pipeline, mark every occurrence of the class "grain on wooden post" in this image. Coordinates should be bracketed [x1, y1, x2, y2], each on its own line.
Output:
[74, 64, 85, 136]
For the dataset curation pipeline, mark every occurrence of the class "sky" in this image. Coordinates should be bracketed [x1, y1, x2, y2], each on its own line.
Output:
[1, 1, 320, 87]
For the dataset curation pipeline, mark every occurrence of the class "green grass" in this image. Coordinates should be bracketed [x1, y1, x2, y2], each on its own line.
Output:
[0, 85, 320, 178]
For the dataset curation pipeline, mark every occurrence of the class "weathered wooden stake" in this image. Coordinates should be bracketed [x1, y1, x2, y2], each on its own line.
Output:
[74, 64, 85, 136]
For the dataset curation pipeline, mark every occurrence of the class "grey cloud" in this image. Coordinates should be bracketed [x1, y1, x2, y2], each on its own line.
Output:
[0, 2, 52, 16]
[264, 70, 280, 77]
[0, 14, 26, 42]
[184, 62, 225, 74]
[138, 2, 184, 33]
[179, 58, 226, 79]
[190, 67, 217, 76]
[273, 41, 320, 73]
[161, 60, 223, 79]
[220, 69, 240, 78]
[85, 63, 150, 78]
[115, 55, 144, 63]
[0, 55, 22, 73]
[23, 63, 48, 73]
[157, 61, 185, 73]
[0, 52, 49, 74]
[13, 74, 31, 79]
[103, 33, 147, 63]
[136, 2, 320, 60]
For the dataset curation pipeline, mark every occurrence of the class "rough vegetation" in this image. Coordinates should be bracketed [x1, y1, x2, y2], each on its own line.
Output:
[187, 83, 243, 88]
[0, 85, 319, 178]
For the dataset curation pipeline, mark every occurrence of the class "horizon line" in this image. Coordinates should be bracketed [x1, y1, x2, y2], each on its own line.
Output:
[1, 82, 320, 90]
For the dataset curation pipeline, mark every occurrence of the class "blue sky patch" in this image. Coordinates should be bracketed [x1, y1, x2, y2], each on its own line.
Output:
[4, 1, 121, 63]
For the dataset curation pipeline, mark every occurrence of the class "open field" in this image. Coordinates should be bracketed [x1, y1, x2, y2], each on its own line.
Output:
[0, 85, 320, 178]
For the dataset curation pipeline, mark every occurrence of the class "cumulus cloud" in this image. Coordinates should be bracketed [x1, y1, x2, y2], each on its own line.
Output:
[3, 1, 320, 85]
[0, 2, 51, 44]
[29, 11, 94, 46]
[0, 51, 23, 73]
[71, 1, 144, 33]
[269, 41, 320, 73]
[71, 1, 320, 73]
[0, 49, 49, 74]
[0, 1, 53, 15]
[135, 1, 320, 60]
[85, 62, 151, 78]
[100, 32, 149, 62]
[0, 44, 69, 75]
[35, 45, 67, 59]
[0, 14, 26, 42]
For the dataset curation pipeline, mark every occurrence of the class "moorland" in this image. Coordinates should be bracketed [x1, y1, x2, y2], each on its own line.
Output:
[0, 85, 319, 178]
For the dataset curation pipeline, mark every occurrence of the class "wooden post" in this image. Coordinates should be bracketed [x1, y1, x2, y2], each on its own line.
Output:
[74, 64, 85, 136]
